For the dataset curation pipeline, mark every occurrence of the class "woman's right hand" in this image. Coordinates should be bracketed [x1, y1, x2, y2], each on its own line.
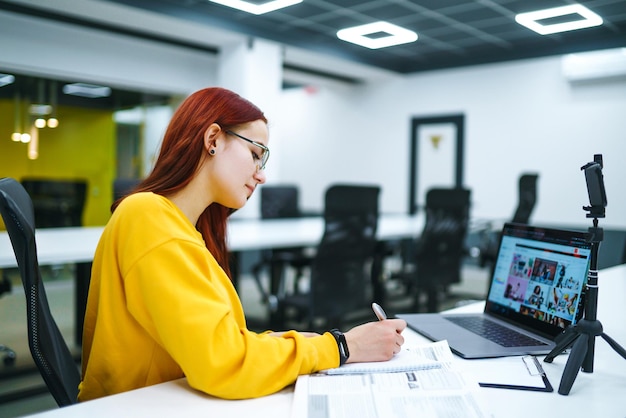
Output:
[343, 319, 406, 364]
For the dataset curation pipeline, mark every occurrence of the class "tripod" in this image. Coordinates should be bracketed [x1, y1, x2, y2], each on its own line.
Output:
[544, 216, 626, 395]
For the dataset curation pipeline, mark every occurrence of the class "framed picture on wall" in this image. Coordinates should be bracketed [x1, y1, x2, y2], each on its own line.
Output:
[409, 114, 465, 214]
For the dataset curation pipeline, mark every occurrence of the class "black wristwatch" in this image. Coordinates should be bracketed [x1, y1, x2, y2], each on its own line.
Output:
[329, 328, 350, 365]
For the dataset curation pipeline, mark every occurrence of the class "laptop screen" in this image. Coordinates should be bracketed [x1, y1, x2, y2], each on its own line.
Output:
[485, 223, 592, 338]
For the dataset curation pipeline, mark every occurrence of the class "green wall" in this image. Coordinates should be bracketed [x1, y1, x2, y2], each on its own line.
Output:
[0, 100, 116, 226]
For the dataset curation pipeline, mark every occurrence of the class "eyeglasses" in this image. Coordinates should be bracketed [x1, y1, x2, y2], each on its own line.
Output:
[225, 130, 270, 172]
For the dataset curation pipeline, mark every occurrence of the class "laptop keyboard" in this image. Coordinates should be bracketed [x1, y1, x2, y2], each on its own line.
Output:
[446, 316, 548, 348]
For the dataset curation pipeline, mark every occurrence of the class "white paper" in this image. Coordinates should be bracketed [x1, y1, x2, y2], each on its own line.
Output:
[458, 355, 547, 387]
[321, 340, 453, 375]
[292, 341, 493, 418]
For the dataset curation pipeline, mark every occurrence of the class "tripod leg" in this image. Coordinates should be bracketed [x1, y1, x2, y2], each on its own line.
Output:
[558, 334, 589, 395]
[544, 327, 579, 363]
[581, 332, 596, 373]
[601, 333, 626, 360]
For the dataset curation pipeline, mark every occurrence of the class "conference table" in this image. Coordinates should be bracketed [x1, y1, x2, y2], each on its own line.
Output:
[0, 214, 423, 265]
[22, 264, 626, 418]
[0, 214, 424, 343]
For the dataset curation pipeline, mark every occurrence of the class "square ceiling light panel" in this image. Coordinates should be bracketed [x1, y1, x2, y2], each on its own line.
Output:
[208, 0, 302, 15]
[516, 4, 603, 35]
[63, 83, 112, 98]
[337, 21, 418, 50]
[0, 73, 15, 87]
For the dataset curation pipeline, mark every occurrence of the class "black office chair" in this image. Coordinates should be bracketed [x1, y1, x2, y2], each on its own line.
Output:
[479, 173, 539, 268]
[251, 185, 310, 311]
[0, 253, 17, 366]
[405, 187, 471, 312]
[277, 184, 380, 331]
[512, 173, 539, 224]
[21, 178, 88, 228]
[259, 185, 300, 219]
[0, 272, 17, 366]
[0, 177, 80, 407]
[113, 178, 141, 201]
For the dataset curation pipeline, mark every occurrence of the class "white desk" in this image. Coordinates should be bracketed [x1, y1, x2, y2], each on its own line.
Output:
[228, 214, 423, 250]
[0, 226, 104, 268]
[23, 264, 626, 418]
[0, 214, 423, 268]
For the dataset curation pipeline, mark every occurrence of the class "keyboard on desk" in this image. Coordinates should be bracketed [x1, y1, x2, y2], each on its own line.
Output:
[445, 316, 548, 348]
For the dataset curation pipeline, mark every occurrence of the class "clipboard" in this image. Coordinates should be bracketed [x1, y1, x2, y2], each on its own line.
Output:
[477, 356, 554, 393]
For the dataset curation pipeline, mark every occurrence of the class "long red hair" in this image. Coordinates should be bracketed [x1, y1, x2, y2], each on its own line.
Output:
[112, 87, 267, 277]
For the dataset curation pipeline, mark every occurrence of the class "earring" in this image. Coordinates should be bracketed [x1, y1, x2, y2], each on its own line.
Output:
[209, 149, 215, 155]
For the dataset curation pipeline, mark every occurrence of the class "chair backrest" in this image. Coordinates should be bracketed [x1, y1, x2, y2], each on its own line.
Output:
[512, 173, 538, 224]
[260, 185, 300, 219]
[113, 178, 141, 201]
[308, 184, 380, 320]
[0, 177, 80, 407]
[21, 178, 88, 228]
[415, 187, 471, 283]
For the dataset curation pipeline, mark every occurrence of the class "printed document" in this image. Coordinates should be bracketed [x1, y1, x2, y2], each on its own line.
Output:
[291, 341, 492, 418]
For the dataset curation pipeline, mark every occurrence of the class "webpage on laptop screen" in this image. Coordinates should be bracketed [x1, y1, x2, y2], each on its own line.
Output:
[487, 234, 591, 331]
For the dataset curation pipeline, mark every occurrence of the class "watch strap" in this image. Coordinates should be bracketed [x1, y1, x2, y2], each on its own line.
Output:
[329, 328, 349, 365]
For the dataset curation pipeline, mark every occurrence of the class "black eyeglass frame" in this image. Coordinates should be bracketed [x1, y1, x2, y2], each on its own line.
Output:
[225, 130, 270, 171]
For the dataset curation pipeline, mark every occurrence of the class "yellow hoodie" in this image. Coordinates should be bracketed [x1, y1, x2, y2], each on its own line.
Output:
[78, 192, 337, 401]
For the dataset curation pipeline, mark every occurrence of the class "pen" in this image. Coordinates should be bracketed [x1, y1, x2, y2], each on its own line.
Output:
[372, 302, 387, 321]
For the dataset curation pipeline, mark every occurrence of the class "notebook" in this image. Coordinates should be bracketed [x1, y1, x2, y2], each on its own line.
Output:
[398, 222, 592, 359]
[320, 340, 451, 375]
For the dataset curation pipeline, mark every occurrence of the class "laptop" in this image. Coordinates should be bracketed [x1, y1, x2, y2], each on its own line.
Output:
[398, 222, 592, 358]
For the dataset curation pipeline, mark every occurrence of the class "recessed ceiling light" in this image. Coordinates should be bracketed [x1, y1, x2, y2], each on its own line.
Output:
[208, 0, 302, 15]
[29, 104, 53, 115]
[0, 73, 15, 87]
[515, 4, 603, 35]
[337, 21, 418, 49]
[63, 83, 112, 98]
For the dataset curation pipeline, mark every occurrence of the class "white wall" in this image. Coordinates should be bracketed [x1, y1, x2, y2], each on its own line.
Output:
[2, 5, 625, 229]
[275, 57, 626, 229]
[0, 10, 217, 95]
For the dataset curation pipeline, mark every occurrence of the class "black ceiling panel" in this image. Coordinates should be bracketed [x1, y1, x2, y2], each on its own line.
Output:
[1, 0, 625, 96]
[91, 0, 624, 74]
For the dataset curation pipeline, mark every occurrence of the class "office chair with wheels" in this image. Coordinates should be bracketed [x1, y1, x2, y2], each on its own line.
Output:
[512, 173, 539, 224]
[20, 178, 89, 283]
[113, 178, 141, 201]
[405, 187, 471, 312]
[251, 185, 310, 311]
[260, 185, 300, 219]
[0, 270, 17, 366]
[0, 177, 80, 407]
[479, 173, 539, 268]
[21, 178, 88, 228]
[277, 184, 380, 331]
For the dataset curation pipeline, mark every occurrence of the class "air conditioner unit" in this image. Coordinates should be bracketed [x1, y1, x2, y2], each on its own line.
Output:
[562, 47, 626, 82]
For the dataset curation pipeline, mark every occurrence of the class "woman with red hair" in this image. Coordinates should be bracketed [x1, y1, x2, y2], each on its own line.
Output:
[78, 87, 405, 401]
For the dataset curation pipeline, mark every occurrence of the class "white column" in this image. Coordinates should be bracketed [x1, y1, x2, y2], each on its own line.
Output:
[218, 38, 284, 218]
